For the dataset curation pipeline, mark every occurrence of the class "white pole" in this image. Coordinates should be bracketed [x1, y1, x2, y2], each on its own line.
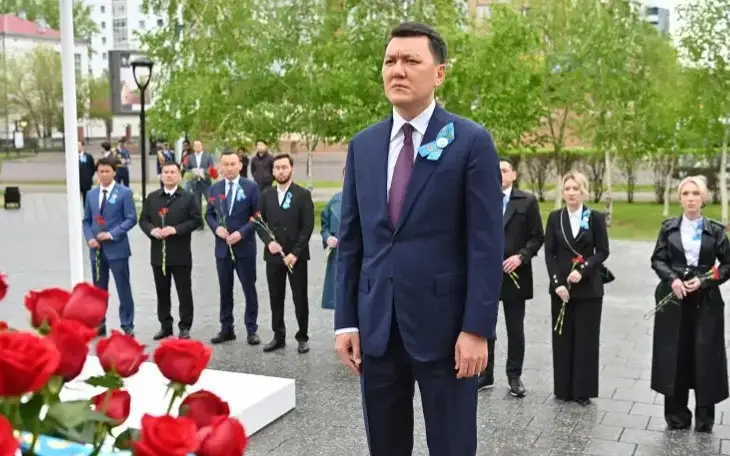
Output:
[60, 0, 84, 286]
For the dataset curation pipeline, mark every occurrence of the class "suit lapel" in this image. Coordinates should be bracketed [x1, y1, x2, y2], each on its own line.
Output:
[698, 217, 714, 267]
[394, 106, 448, 233]
[666, 218, 685, 264]
[560, 208, 576, 245]
[574, 205, 589, 243]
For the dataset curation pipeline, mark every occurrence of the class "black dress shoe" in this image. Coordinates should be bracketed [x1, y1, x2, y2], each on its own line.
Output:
[123, 328, 134, 337]
[263, 339, 285, 352]
[297, 341, 310, 353]
[178, 329, 190, 339]
[477, 372, 494, 391]
[211, 331, 236, 344]
[97, 325, 107, 337]
[247, 333, 260, 345]
[153, 328, 173, 341]
[575, 398, 591, 406]
[508, 378, 526, 398]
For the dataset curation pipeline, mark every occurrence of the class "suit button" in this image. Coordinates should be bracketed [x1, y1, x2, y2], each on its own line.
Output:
[387, 278, 393, 283]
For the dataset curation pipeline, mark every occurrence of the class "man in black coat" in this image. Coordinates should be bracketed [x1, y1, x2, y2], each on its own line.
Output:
[254, 153, 315, 354]
[250, 140, 274, 190]
[78, 140, 95, 205]
[478, 158, 544, 397]
[139, 161, 202, 339]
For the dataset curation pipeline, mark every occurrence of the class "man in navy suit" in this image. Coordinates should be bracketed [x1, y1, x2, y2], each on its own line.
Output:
[82, 157, 138, 336]
[206, 150, 262, 346]
[334, 22, 504, 455]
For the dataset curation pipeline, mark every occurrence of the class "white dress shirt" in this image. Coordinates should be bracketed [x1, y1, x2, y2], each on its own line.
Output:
[680, 215, 703, 267]
[337, 101, 436, 336]
[567, 205, 583, 238]
[99, 181, 115, 209]
[162, 186, 178, 197]
[386, 100, 436, 196]
[194, 152, 203, 169]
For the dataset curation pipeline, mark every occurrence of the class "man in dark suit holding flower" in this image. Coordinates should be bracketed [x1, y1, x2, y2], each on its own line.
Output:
[139, 161, 201, 340]
[205, 150, 262, 346]
[82, 157, 138, 336]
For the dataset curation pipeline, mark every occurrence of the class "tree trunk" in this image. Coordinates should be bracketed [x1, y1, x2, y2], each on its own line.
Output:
[604, 147, 613, 227]
[305, 137, 318, 192]
[662, 157, 675, 218]
[720, 123, 729, 225]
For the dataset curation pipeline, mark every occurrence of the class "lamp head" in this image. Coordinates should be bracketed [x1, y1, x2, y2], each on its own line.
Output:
[131, 57, 154, 90]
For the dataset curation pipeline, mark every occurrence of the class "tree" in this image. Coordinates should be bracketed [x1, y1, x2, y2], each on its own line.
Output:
[679, 0, 730, 224]
[88, 73, 113, 139]
[3, 46, 62, 143]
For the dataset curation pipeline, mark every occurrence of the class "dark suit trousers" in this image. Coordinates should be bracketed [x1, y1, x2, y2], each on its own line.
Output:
[91, 250, 135, 331]
[551, 296, 601, 400]
[664, 295, 714, 427]
[266, 261, 308, 342]
[81, 189, 89, 207]
[217, 256, 259, 334]
[152, 265, 193, 331]
[114, 167, 130, 186]
[361, 318, 477, 456]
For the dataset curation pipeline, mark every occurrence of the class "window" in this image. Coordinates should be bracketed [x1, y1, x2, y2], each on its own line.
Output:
[102, 52, 107, 59]
[100, 5, 105, 13]
[101, 37, 107, 44]
[139, 20, 145, 29]
[157, 18, 164, 26]
[476, 5, 490, 19]
[74, 53, 82, 79]
[101, 21, 106, 29]
[113, 18, 128, 48]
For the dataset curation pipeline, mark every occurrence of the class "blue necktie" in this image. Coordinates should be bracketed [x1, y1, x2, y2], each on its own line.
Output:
[100, 189, 108, 214]
[502, 195, 509, 214]
[224, 181, 234, 215]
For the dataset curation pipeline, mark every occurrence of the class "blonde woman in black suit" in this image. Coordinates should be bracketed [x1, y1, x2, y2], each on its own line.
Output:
[544, 171, 610, 406]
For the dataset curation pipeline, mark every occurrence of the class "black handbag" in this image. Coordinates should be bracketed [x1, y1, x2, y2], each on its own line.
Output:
[560, 209, 615, 284]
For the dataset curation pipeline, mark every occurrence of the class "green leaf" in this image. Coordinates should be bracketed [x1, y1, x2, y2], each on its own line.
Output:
[113, 428, 141, 450]
[45, 400, 93, 430]
[85, 375, 123, 390]
[18, 393, 45, 431]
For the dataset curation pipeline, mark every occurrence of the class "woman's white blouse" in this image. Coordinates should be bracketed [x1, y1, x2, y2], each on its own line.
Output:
[680, 216, 703, 267]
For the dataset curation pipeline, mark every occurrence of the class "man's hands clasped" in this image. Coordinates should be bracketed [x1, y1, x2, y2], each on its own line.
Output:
[215, 227, 244, 245]
[151, 226, 177, 239]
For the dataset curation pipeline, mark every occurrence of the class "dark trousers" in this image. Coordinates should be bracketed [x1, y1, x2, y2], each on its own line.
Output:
[216, 256, 259, 334]
[361, 318, 477, 456]
[551, 296, 602, 400]
[266, 261, 308, 342]
[664, 298, 715, 427]
[90, 250, 135, 331]
[81, 189, 89, 207]
[486, 299, 526, 380]
[114, 167, 130, 186]
[152, 265, 193, 331]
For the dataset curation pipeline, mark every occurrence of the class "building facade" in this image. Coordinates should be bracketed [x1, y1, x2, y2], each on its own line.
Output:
[83, 0, 165, 77]
[642, 5, 670, 34]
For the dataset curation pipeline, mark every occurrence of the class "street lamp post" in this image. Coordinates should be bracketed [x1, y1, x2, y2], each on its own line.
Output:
[131, 57, 154, 205]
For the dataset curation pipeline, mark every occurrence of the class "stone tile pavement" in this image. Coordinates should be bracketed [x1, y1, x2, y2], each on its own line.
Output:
[3, 193, 730, 455]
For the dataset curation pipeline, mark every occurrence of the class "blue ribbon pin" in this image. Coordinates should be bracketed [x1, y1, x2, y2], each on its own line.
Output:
[418, 122, 455, 161]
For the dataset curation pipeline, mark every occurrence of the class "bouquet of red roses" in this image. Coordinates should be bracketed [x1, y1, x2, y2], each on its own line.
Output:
[644, 266, 720, 319]
[0, 273, 248, 456]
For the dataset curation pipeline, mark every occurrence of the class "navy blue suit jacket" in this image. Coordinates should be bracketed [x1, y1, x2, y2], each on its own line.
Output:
[205, 177, 260, 259]
[334, 105, 504, 362]
[82, 185, 138, 261]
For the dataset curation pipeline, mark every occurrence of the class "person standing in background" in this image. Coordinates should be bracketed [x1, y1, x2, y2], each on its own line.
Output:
[78, 140, 95, 206]
[114, 138, 132, 187]
[320, 168, 344, 310]
[157, 141, 176, 189]
[182, 140, 215, 229]
[250, 140, 274, 191]
[237, 147, 250, 179]
[478, 158, 544, 397]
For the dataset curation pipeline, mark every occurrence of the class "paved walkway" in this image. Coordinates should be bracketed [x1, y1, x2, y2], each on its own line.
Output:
[3, 193, 730, 455]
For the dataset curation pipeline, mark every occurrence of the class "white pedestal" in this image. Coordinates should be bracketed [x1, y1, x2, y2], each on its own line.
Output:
[60, 356, 296, 436]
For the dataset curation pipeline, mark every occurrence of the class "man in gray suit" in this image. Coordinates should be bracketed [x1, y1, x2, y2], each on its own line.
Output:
[182, 139, 215, 229]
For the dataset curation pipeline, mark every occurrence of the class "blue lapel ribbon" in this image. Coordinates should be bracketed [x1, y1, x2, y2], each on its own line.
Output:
[418, 122, 455, 161]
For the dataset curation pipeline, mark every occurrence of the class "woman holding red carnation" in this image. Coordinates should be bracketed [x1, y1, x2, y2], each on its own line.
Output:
[544, 171, 611, 406]
[650, 175, 730, 433]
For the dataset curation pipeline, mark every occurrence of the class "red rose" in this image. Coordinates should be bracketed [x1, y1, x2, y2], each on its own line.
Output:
[24, 288, 70, 328]
[92, 389, 131, 425]
[179, 390, 230, 429]
[48, 319, 96, 382]
[154, 338, 212, 385]
[0, 322, 7, 332]
[196, 416, 248, 456]
[96, 330, 148, 377]
[0, 273, 7, 302]
[0, 331, 60, 396]
[62, 283, 109, 329]
[133, 414, 199, 456]
[208, 166, 219, 179]
[0, 414, 19, 456]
